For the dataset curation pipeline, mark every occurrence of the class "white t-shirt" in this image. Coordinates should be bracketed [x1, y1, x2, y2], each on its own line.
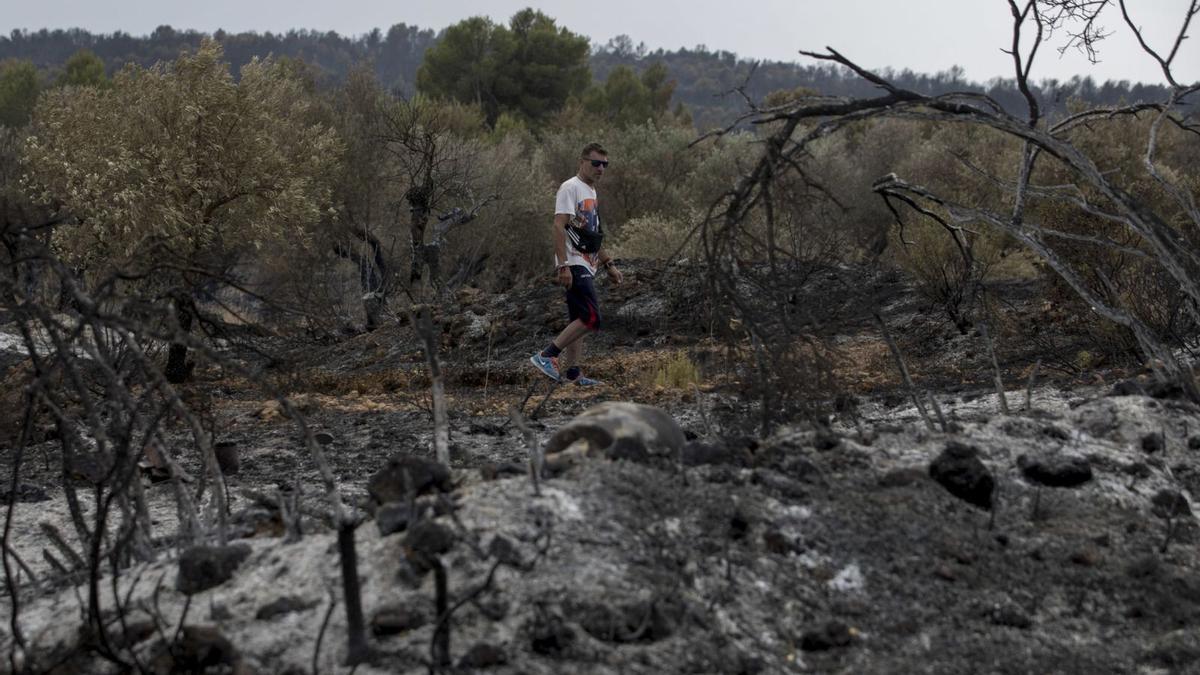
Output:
[554, 175, 600, 273]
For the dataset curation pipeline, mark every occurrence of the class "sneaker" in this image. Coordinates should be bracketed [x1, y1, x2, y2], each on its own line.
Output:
[568, 374, 603, 387]
[529, 353, 561, 381]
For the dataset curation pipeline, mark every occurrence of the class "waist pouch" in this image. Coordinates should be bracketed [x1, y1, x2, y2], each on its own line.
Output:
[566, 224, 604, 254]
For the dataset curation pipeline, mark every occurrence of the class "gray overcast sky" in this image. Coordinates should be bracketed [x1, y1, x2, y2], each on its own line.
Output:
[3, 1, 1196, 85]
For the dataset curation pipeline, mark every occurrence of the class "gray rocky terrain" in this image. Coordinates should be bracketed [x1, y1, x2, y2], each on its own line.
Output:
[3, 262, 1199, 674]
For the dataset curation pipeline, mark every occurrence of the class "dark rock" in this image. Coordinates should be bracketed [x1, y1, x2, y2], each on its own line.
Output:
[934, 565, 958, 581]
[458, 643, 508, 668]
[214, 441, 239, 475]
[762, 528, 798, 555]
[177, 544, 252, 595]
[371, 604, 428, 636]
[475, 598, 510, 621]
[813, 431, 841, 451]
[488, 534, 526, 569]
[367, 455, 452, 505]
[1069, 549, 1100, 567]
[1147, 380, 1187, 400]
[313, 432, 335, 445]
[406, 520, 456, 556]
[528, 610, 575, 655]
[255, 596, 317, 620]
[1152, 490, 1192, 519]
[1142, 433, 1165, 454]
[729, 513, 751, 540]
[737, 655, 767, 674]
[210, 603, 234, 622]
[783, 456, 822, 482]
[681, 440, 750, 467]
[0, 483, 50, 504]
[404, 520, 456, 573]
[878, 468, 926, 488]
[66, 453, 108, 485]
[1041, 425, 1071, 441]
[229, 506, 282, 539]
[430, 494, 458, 517]
[153, 626, 238, 672]
[833, 393, 858, 413]
[929, 442, 994, 510]
[468, 422, 507, 436]
[1124, 462, 1153, 479]
[800, 621, 854, 651]
[480, 462, 525, 480]
[573, 598, 683, 643]
[1189, 436, 1200, 451]
[1110, 379, 1145, 397]
[1017, 453, 1093, 487]
[989, 605, 1032, 629]
[376, 502, 413, 537]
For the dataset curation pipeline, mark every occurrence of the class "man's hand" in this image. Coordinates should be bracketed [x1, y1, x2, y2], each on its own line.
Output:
[606, 263, 623, 285]
[557, 266, 573, 289]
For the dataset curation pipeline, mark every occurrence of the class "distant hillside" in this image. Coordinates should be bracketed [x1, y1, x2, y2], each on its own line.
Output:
[1, 26, 1179, 130]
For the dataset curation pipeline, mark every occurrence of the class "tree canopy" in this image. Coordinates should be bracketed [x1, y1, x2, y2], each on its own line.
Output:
[0, 59, 39, 127]
[23, 39, 340, 271]
[58, 49, 108, 88]
[578, 61, 678, 128]
[416, 8, 590, 127]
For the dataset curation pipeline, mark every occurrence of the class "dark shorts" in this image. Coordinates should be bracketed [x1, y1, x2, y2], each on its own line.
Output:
[565, 265, 601, 330]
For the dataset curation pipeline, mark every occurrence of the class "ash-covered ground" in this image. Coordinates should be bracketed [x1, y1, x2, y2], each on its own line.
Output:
[3, 261, 1200, 674]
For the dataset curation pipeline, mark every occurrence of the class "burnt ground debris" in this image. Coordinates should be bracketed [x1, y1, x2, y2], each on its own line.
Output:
[2, 259, 1200, 674]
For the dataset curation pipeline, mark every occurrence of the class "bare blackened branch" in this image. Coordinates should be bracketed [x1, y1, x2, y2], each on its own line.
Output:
[1117, 0, 1199, 88]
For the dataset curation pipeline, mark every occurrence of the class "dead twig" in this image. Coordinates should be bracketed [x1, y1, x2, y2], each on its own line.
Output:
[873, 312, 935, 430]
[1024, 358, 1043, 411]
[509, 407, 543, 497]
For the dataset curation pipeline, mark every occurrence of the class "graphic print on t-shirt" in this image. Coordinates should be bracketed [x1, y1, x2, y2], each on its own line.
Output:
[575, 198, 599, 232]
[568, 197, 600, 266]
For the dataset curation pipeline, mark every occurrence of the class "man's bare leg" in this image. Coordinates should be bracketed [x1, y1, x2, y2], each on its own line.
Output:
[551, 319, 589, 357]
[561, 332, 585, 376]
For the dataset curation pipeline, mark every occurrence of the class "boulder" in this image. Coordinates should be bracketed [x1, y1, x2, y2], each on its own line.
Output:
[177, 544, 252, 595]
[371, 604, 428, 636]
[929, 442, 994, 510]
[543, 402, 685, 462]
[1017, 453, 1093, 488]
[368, 455, 452, 505]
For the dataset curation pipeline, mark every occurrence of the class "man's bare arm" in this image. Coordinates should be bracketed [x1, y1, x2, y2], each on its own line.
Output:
[554, 213, 573, 288]
[553, 213, 570, 267]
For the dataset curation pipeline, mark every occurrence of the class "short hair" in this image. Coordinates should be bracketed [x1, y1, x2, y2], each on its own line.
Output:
[580, 142, 607, 159]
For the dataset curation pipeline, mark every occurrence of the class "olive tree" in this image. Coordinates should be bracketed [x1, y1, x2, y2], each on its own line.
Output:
[22, 39, 340, 380]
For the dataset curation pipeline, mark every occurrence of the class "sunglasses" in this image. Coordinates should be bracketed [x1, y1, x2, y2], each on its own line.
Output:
[583, 158, 609, 168]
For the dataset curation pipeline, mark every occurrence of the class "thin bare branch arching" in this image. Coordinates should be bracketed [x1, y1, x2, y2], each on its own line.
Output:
[709, 0, 1200, 404]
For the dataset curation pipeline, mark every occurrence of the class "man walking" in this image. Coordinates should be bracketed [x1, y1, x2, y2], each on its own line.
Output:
[530, 142, 623, 385]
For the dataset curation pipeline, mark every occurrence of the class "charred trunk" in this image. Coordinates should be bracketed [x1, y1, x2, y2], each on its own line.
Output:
[333, 226, 390, 332]
[407, 184, 432, 286]
[164, 293, 196, 384]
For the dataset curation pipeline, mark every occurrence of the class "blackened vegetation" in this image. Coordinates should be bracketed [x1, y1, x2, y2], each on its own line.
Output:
[0, 159, 364, 670]
[696, 203, 859, 434]
[706, 0, 1200, 407]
